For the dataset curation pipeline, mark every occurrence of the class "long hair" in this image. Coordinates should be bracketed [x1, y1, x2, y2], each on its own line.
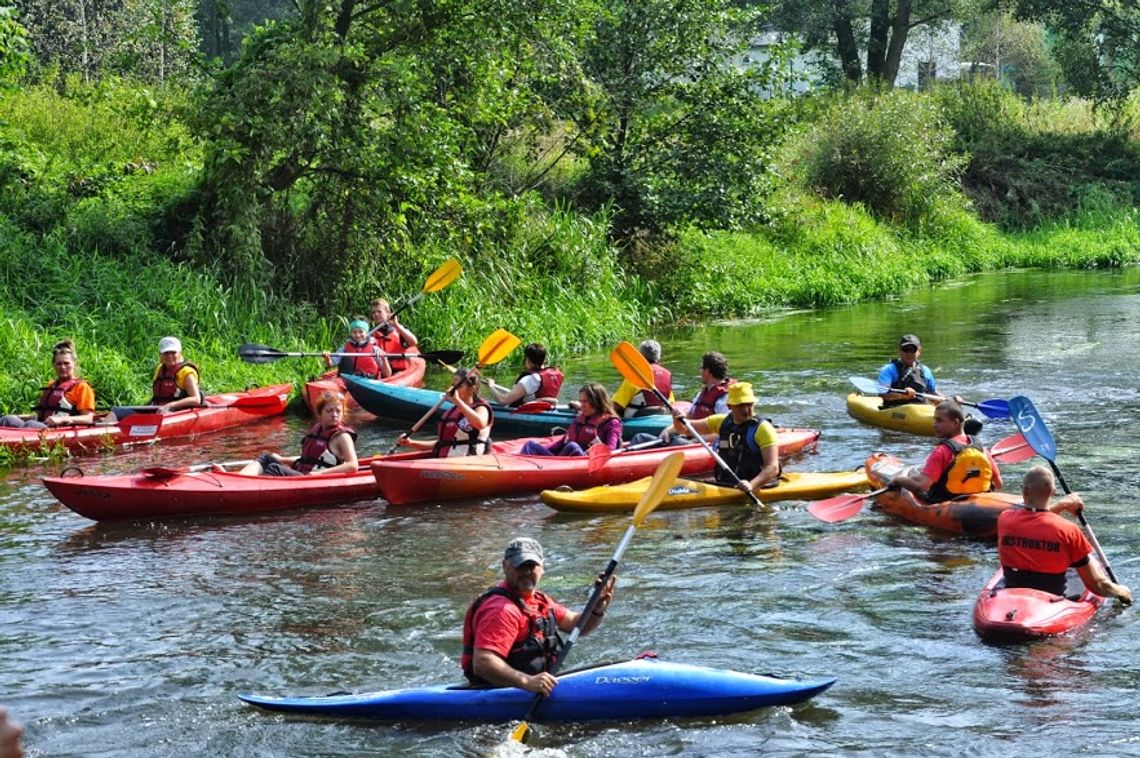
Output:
[579, 382, 615, 417]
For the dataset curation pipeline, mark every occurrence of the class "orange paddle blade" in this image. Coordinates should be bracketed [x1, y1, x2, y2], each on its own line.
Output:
[610, 341, 655, 390]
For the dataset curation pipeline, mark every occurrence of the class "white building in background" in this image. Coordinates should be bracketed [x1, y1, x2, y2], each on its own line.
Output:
[737, 23, 963, 94]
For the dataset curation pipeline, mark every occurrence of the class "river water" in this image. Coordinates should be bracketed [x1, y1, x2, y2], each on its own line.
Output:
[2, 269, 1139, 756]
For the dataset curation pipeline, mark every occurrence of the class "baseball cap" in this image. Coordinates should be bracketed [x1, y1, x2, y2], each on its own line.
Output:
[158, 336, 182, 353]
[504, 537, 545, 567]
[899, 334, 921, 349]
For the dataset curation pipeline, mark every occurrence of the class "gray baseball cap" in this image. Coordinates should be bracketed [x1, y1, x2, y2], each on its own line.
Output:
[504, 537, 545, 567]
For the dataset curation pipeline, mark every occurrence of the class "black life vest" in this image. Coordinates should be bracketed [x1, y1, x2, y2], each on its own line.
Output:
[338, 339, 382, 378]
[34, 377, 84, 422]
[372, 325, 409, 371]
[566, 412, 621, 449]
[461, 587, 563, 684]
[926, 436, 994, 502]
[295, 422, 357, 474]
[691, 379, 732, 420]
[432, 399, 493, 457]
[150, 361, 201, 405]
[881, 358, 928, 408]
[511, 367, 564, 407]
[715, 415, 779, 486]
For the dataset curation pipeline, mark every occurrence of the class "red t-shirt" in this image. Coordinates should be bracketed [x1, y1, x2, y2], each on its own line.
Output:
[998, 508, 1093, 574]
[921, 434, 969, 480]
[467, 582, 569, 661]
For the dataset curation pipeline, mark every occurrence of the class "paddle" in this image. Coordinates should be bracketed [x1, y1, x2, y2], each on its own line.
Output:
[585, 438, 670, 474]
[989, 432, 1035, 464]
[510, 399, 557, 414]
[509, 451, 685, 745]
[237, 344, 464, 365]
[848, 376, 1010, 420]
[1008, 395, 1120, 584]
[386, 328, 520, 454]
[611, 341, 765, 509]
[807, 486, 892, 523]
[375, 258, 462, 330]
[141, 460, 254, 478]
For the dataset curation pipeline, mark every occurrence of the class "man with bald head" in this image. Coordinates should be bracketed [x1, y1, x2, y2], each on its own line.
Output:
[997, 466, 1131, 604]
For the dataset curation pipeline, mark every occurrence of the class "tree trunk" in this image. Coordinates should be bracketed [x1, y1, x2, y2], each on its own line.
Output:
[77, 0, 90, 83]
[832, 0, 862, 83]
[866, 0, 889, 81]
[882, 0, 912, 86]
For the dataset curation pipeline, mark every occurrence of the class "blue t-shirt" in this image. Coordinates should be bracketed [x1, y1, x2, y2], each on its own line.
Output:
[877, 361, 936, 393]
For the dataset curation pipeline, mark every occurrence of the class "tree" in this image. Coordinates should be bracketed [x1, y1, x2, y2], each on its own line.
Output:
[961, 9, 1059, 96]
[0, 4, 31, 83]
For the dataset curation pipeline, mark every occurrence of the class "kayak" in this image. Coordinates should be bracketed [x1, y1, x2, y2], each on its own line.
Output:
[371, 429, 821, 506]
[303, 350, 426, 414]
[41, 436, 538, 521]
[973, 568, 1103, 642]
[540, 468, 869, 513]
[342, 373, 690, 439]
[865, 452, 1020, 537]
[846, 393, 935, 436]
[1, 383, 293, 455]
[238, 656, 836, 723]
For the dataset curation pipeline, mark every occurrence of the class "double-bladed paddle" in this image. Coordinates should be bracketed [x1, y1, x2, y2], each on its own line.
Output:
[386, 328, 520, 454]
[237, 344, 464, 366]
[1008, 395, 1121, 585]
[585, 438, 671, 474]
[848, 376, 1010, 420]
[373, 258, 462, 332]
[508, 451, 685, 745]
[611, 341, 766, 508]
[989, 432, 1035, 464]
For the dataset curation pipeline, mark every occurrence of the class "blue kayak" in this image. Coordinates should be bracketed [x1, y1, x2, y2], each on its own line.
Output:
[342, 374, 684, 439]
[238, 657, 835, 723]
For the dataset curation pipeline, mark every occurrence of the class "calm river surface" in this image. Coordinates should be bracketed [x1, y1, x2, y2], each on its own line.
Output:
[3, 269, 1140, 756]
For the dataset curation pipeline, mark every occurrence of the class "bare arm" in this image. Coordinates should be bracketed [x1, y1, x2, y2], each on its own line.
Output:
[309, 432, 359, 476]
[472, 649, 558, 695]
[1077, 559, 1132, 605]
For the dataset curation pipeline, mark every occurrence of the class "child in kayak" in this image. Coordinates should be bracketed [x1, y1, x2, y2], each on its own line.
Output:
[395, 368, 493, 457]
[485, 342, 564, 408]
[237, 390, 359, 476]
[369, 299, 418, 372]
[323, 318, 392, 379]
[518, 383, 621, 456]
[0, 340, 95, 429]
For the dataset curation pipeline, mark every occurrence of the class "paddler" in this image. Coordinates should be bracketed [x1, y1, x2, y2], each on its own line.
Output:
[518, 382, 621, 456]
[0, 340, 96, 429]
[666, 381, 780, 493]
[236, 390, 359, 476]
[887, 400, 1003, 501]
[103, 336, 203, 423]
[485, 342, 564, 408]
[997, 466, 1131, 604]
[461, 537, 616, 694]
[369, 298, 418, 372]
[878, 334, 944, 407]
[323, 317, 392, 379]
[394, 367, 493, 457]
[611, 339, 674, 418]
[628, 351, 733, 447]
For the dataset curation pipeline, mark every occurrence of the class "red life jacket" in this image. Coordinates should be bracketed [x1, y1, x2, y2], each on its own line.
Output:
[338, 339, 382, 378]
[461, 586, 563, 684]
[372, 325, 408, 371]
[566, 412, 621, 449]
[690, 379, 732, 420]
[150, 361, 200, 405]
[433, 399, 493, 457]
[512, 366, 564, 406]
[295, 422, 357, 474]
[35, 377, 83, 422]
[638, 363, 672, 408]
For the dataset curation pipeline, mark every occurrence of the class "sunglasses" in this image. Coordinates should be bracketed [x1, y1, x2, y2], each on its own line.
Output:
[900, 345, 919, 353]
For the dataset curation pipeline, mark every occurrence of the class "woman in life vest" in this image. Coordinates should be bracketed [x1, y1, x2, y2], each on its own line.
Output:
[485, 342, 564, 408]
[1, 340, 96, 429]
[370, 299, 419, 373]
[395, 368, 493, 457]
[887, 400, 1003, 501]
[518, 382, 622, 456]
[237, 391, 359, 476]
[323, 318, 391, 379]
[102, 336, 203, 424]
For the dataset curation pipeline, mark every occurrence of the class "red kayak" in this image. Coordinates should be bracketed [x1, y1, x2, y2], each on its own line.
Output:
[303, 350, 425, 414]
[2, 383, 292, 455]
[372, 428, 821, 506]
[972, 568, 1103, 642]
[865, 452, 1020, 538]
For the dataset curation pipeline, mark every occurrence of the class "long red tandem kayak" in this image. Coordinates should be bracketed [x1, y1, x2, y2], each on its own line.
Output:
[972, 568, 1103, 642]
[2, 383, 293, 455]
[372, 428, 821, 506]
[865, 452, 1021, 538]
[303, 349, 425, 414]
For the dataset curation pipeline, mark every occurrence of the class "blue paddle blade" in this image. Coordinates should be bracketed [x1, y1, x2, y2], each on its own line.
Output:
[1008, 396, 1057, 462]
[976, 398, 1010, 419]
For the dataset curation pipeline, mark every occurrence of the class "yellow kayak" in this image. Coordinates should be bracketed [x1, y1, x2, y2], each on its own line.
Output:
[540, 470, 870, 513]
[845, 393, 936, 436]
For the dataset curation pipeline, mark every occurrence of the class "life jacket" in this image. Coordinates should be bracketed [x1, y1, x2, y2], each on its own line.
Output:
[34, 378, 83, 422]
[150, 361, 201, 405]
[372, 325, 408, 371]
[927, 436, 994, 502]
[633, 364, 672, 413]
[337, 339, 382, 378]
[432, 399, 493, 457]
[715, 415, 779, 486]
[512, 366, 564, 407]
[461, 587, 564, 684]
[294, 422, 357, 474]
[566, 412, 621, 449]
[881, 359, 928, 408]
[690, 379, 732, 420]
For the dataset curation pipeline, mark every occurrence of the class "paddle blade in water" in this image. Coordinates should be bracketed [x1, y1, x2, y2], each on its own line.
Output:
[423, 258, 462, 293]
[475, 328, 521, 368]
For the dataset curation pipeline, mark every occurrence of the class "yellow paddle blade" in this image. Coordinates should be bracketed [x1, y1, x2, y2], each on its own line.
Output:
[422, 258, 462, 293]
[632, 451, 684, 525]
[610, 341, 655, 391]
[509, 720, 531, 743]
[476, 328, 521, 367]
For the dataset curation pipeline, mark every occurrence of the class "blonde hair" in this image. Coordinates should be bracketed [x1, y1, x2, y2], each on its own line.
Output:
[52, 340, 78, 364]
